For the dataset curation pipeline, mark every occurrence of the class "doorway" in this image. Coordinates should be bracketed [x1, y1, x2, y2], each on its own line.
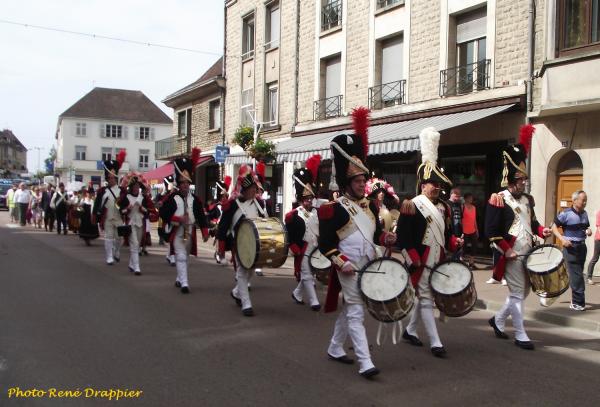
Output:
[553, 151, 583, 245]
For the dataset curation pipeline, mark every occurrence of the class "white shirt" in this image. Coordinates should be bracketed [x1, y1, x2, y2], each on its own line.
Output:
[125, 193, 145, 227]
[174, 192, 195, 227]
[14, 189, 32, 204]
[102, 185, 122, 221]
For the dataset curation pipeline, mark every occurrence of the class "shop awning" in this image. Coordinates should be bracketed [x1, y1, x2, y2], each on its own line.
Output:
[143, 156, 213, 184]
[270, 104, 515, 163]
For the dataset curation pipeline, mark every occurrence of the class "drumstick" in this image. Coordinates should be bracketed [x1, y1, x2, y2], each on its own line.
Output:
[423, 264, 450, 278]
[362, 270, 386, 274]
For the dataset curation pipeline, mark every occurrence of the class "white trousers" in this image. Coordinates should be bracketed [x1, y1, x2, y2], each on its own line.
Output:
[103, 219, 121, 262]
[327, 303, 375, 373]
[173, 229, 192, 288]
[406, 298, 443, 348]
[233, 264, 254, 310]
[293, 256, 320, 307]
[128, 224, 143, 272]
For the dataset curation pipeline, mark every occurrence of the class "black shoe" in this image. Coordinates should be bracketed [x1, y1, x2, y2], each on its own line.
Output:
[488, 317, 509, 339]
[106, 260, 114, 266]
[174, 281, 182, 288]
[230, 291, 242, 307]
[114, 257, 120, 263]
[142, 249, 148, 255]
[402, 330, 423, 347]
[128, 267, 134, 273]
[291, 293, 305, 305]
[360, 367, 380, 379]
[431, 346, 447, 358]
[134, 271, 141, 276]
[328, 353, 354, 365]
[181, 286, 190, 294]
[242, 307, 254, 317]
[64, 230, 67, 235]
[311, 304, 322, 312]
[514, 339, 535, 350]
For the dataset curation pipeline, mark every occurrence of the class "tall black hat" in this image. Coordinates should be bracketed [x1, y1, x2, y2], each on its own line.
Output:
[173, 148, 202, 185]
[103, 150, 126, 180]
[294, 155, 321, 201]
[501, 124, 534, 187]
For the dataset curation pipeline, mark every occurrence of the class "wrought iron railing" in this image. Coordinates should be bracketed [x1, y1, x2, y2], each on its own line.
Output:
[376, 0, 404, 9]
[369, 79, 406, 110]
[314, 95, 343, 120]
[321, 0, 342, 31]
[155, 136, 188, 160]
[440, 59, 491, 97]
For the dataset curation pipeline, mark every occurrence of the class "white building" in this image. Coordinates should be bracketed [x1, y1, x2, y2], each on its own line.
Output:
[55, 87, 172, 187]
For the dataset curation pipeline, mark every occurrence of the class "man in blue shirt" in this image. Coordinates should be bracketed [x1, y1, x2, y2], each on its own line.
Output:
[552, 190, 592, 311]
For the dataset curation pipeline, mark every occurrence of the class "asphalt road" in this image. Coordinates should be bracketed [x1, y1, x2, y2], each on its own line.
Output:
[1, 216, 599, 406]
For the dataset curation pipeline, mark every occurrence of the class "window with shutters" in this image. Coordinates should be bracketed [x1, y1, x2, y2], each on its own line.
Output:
[105, 124, 123, 138]
[75, 122, 87, 136]
[139, 149, 149, 169]
[74, 145, 86, 161]
[557, 0, 600, 56]
[138, 127, 150, 140]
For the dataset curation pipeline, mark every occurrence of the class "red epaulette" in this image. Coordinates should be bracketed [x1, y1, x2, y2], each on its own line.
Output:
[488, 193, 504, 208]
[222, 198, 234, 212]
[318, 202, 336, 220]
[284, 209, 296, 224]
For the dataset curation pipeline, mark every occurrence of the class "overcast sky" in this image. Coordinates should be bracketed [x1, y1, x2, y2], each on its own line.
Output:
[1, 0, 224, 173]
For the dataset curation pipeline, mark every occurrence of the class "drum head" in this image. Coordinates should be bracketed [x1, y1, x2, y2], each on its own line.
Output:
[309, 248, 331, 269]
[525, 245, 563, 274]
[430, 261, 472, 295]
[236, 220, 258, 269]
[359, 258, 409, 301]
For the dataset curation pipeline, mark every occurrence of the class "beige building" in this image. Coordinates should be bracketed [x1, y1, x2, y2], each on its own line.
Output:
[528, 0, 600, 273]
[160, 58, 225, 202]
[224, 0, 536, 217]
[0, 129, 27, 178]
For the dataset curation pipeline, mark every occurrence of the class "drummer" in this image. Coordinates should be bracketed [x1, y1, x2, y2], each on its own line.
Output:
[286, 154, 322, 311]
[217, 164, 267, 317]
[485, 125, 551, 350]
[397, 127, 462, 358]
[318, 108, 396, 378]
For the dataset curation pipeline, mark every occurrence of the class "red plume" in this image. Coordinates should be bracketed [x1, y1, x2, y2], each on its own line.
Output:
[191, 147, 202, 169]
[305, 154, 321, 183]
[352, 107, 370, 158]
[116, 149, 127, 168]
[519, 124, 535, 155]
[256, 161, 266, 180]
[224, 175, 232, 189]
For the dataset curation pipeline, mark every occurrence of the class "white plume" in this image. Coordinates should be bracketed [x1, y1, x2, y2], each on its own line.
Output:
[419, 127, 440, 165]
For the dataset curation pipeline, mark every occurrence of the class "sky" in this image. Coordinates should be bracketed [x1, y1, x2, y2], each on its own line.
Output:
[1, 0, 224, 173]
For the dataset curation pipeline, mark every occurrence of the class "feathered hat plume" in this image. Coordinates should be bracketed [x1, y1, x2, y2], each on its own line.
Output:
[352, 107, 370, 158]
[305, 154, 321, 183]
[519, 124, 535, 155]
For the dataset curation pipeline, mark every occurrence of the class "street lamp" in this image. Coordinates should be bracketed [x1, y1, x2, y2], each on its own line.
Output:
[31, 146, 43, 184]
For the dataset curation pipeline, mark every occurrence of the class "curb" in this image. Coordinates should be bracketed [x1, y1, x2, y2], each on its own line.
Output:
[475, 298, 600, 335]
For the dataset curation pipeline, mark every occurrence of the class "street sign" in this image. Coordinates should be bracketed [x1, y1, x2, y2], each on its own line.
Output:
[215, 145, 230, 164]
[96, 160, 104, 170]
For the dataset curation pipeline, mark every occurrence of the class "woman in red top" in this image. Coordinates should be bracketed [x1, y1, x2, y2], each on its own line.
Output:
[586, 209, 600, 285]
[462, 193, 478, 268]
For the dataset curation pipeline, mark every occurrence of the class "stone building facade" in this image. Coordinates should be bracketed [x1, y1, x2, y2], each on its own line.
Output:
[0, 129, 27, 178]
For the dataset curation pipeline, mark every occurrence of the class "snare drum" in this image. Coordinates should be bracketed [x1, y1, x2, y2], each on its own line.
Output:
[358, 257, 415, 323]
[429, 260, 477, 317]
[522, 244, 569, 298]
[235, 217, 288, 269]
[309, 247, 331, 285]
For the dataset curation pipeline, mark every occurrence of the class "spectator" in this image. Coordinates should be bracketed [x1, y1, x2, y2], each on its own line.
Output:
[462, 192, 479, 268]
[586, 208, 600, 285]
[7, 184, 18, 223]
[552, 190, 592, 311]
[14, 183, 32, 226]
[448, 187, 463, 237]
[30, 186, 44, 229]
[51, 182, 69, 235]
[41, 185, 56, 231]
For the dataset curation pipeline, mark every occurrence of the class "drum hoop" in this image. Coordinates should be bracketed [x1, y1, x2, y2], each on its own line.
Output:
[309, 247, 330, 269]
[358, 256, 410, 305]
[521, 244, 564, 276]
[429, 259, 474, 297]
[235, 218, 261, 269]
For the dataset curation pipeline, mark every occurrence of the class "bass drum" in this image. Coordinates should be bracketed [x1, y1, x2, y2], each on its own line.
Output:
[523, 244, 569, 298]
[429, 260, 477, 317]
[309, 247, 331, 285]
[358, 257, 414, 323]
[235, 217, 288, 269]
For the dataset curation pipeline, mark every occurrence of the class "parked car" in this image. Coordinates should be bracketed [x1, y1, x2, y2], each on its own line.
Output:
[0, 183, 11, 210]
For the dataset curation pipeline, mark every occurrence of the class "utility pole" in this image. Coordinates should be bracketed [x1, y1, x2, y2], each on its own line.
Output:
[31, 146, 43, 184]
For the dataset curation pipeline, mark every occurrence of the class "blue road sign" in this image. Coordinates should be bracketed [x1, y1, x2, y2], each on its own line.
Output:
[215, 145, 230, 164]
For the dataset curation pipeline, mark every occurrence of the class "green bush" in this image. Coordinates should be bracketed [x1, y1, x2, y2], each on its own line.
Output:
[233, 126, 254, 151]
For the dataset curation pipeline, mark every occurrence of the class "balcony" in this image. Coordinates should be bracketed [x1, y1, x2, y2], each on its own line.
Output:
[155, 136, 189, 160]
[314, 95, 343, 121]
[321, 0, 342, 32]
[369, 80, 406, 110]
[440, 59, 491, 97]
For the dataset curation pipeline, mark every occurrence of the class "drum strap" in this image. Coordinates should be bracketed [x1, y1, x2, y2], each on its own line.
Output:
[500, 190, 534, 241]
[336, 197, 382, 258]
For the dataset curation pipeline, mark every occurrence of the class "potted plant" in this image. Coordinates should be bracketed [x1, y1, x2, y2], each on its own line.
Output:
[248, 137, 277, 163]
[233, 126, 254, 151]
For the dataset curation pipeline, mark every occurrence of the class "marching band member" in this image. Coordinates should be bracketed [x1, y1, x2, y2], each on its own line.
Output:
[210, 176, 231, 264]
[118, 173, 156, 275]
[485, 125, 551, 350]
[162, 149, 209, 293]
[254, 161, 269, 277]
[319, 108, 395, 378]
[217, 164, 267, 316]
[50, 182, 69, 235]
[93, 150, 127, 265]
[398, 127, 462, 358]
[286, 154, 322, 311]
[157, 175, 177, 266]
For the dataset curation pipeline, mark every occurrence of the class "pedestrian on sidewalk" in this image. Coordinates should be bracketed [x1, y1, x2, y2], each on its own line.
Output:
[462, 192, 478, 268]
[7, 183, 18, 223]
[448, 187, 464, 238]
[30, 186, 43, 229]
[552, 190, 592, 311]
[14, 183, 32, 226]
[586, 208, 600, 285]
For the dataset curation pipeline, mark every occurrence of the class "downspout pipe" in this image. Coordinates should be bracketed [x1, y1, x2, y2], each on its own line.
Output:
[526, 0, 535, 189]
[221, 3, 228, 179]
[293, 0, 300, 130]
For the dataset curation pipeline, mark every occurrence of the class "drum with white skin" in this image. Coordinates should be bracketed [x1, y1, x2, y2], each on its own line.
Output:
[429, 260, 477, 317]
[309, 247, 331, 285]
[523, 244, 569, 298]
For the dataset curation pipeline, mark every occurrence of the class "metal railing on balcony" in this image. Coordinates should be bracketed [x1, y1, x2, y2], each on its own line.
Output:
[369, 79, 406, 110]
[314, 95, 343, 121]
[440, 59, 491, 97]
[155, 136, 188, 160]
[376, 0, 404, 10]
[321, 0, 342, 31]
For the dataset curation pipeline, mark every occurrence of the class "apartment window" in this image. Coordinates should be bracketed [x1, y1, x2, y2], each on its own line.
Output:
[371, 34, 406, 109]
[74, 145, 86, 161]
[209, 100, 221, 130]
[101, 147, 113, 161]
[242, 14, 255, 59]
[75, 122, 86, 136]
[265, 2, 280, 50]
[315, 55, 342, 120]
[74, 175, 83, 182]
[265, 83, 279, 125]
[177, 109, 192, 138]
[138, 127, 150, 140]
[557, 0, 600, 56]
[241, 88, 254, 126]
[322, 0, 342, 31]
[105, 124, 123, 138]
[377, 0, 404, 9]
[139, 149, 149, 169]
